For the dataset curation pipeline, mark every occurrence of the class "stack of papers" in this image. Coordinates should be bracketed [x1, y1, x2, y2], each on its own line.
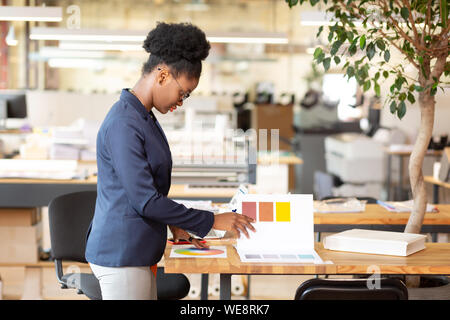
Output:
[0, 159, 79, 180]
[388, 144, 414, 152]
[314, 198, 366, 213]
[377, 200, 438, 213]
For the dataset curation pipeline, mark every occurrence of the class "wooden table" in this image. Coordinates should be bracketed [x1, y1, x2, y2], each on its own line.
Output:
[314, 204, 450, 242]
[195, 204, 450, 299]
[385, 148, 442, 201]
[424, 176, 450, 204]
[164, 242, 450, 300]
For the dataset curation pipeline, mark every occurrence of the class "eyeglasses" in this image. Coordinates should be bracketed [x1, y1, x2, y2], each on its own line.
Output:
[170, 71, 190, 101]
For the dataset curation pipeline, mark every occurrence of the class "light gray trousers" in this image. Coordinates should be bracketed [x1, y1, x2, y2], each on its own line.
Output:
[89, 263, 157, 300]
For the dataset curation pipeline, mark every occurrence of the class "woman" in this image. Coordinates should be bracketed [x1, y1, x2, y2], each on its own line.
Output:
[85, 22, 255, 300]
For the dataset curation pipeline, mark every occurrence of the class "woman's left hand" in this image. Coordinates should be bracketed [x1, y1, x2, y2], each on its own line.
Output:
[169, 225, 209, 249]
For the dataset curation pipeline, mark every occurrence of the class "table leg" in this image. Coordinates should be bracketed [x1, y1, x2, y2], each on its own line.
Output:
[246, 275, 251, 299]
[433, 185, 439, 204]
[387, 154, 392, 200]
[200, 274, 209, 300]
[21, 267, 42, 300]
[398, 155, 404, 200]
[432, 233, 438, 243]
[220, 274, 232, 300]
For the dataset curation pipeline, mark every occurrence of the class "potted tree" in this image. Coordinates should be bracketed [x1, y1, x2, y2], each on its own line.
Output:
[285, 0, 449, 289]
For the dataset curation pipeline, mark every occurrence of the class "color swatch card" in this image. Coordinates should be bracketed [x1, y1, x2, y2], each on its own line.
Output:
[235, 194, 323, 264]
[169, 245, 227, 259]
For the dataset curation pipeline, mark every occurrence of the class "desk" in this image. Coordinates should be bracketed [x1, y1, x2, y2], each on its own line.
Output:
[164, 242, 450, 300]
[0, 177, 248, 207]
[0, 177, 97, 207]
[424, 176, 450, 204]
[385, 149, 442, 201]
[199, 204, 450, 299]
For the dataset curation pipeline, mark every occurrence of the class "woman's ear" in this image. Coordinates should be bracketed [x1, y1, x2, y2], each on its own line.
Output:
[157, 67, 169, 86]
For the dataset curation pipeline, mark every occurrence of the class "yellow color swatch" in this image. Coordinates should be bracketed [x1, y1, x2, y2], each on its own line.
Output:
[275, 202, 290, 222]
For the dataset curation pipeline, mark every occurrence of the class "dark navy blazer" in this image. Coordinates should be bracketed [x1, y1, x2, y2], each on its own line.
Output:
[85, 89, 214, 267]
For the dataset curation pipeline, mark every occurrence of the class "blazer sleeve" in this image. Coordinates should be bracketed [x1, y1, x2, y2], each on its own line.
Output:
[106, 116, 214, 238]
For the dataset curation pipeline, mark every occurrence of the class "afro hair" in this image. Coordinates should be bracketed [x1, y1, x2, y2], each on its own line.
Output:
[142, 22, 211, 79]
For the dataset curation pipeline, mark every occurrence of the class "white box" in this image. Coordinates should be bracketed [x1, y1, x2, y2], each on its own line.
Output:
[323, 229, 426, 256]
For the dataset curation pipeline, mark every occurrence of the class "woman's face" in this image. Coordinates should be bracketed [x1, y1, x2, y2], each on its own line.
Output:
[153, 69, 199, 114]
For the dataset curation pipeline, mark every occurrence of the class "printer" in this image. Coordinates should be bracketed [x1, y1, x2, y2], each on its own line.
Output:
[324, 133, 385, 197]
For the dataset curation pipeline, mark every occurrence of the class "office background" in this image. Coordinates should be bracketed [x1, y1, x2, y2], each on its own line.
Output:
[0, 0, 449, 300]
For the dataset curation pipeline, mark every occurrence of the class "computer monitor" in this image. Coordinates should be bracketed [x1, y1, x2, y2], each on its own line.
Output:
[0, 92, 27, 129]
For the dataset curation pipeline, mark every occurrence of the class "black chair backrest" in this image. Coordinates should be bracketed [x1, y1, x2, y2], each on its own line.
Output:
[48, 191, 97, 263]
[294, 278, 408, 300]
[320, 196, 378, 204]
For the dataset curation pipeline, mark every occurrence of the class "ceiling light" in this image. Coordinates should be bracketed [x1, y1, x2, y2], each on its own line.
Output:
[38, 47, 106, 58]
[59, 41, 143, 52]
[207, 32, 288, 44]
[30, 27, 146, 42]
[0, 6, 62, 22]
[47, 58, 104, 69]
[31, 27, 288, 45]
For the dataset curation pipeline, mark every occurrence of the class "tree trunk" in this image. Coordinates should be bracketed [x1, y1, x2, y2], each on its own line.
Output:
[404, 52, 447, 234]
[403, 79, 435, 289]
[404, 92, 435, 234]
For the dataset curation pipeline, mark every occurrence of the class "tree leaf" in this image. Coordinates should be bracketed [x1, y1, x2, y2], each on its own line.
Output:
[407, 92, 416, 104]
[397, 101, 406, 119]
[376, 39, 386, 51]
[390, 101, 397, 114]
[400, 7, 409, 21]
[313, 47, 323, 60]
[334, 56, 341, 65]
[414, 85, 424, 92]
[366, 43, 376, 60]
[346, 66, 355, 78]
[330, 40, 343, 55]
[383, 70, 389, 78]
[374, 83, 381, 97]
[317, 52, 325, 63]
[323, 57, 331, 71]
[360, 35, 366, 50]
[316, 25, 324, 37]
[363, 80, 371, 91]
[375, 72, 380, 81]
[384, 50, 390, 62]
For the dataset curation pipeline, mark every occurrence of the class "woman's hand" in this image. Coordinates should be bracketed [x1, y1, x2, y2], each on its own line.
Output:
[169, 225, 209, 249]
[213, 212, 256, 239]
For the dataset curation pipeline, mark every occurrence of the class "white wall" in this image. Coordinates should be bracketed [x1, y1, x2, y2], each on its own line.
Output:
[25, 90, 119, 127]
[380, 88, 450, 143]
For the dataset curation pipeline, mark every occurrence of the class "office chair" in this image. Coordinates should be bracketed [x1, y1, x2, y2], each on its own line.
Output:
[48, 191, 190, 300]
[294, 278, 408, 300]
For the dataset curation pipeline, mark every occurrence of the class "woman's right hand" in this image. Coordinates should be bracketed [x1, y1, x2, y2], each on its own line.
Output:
[213, 212, 256, 239]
